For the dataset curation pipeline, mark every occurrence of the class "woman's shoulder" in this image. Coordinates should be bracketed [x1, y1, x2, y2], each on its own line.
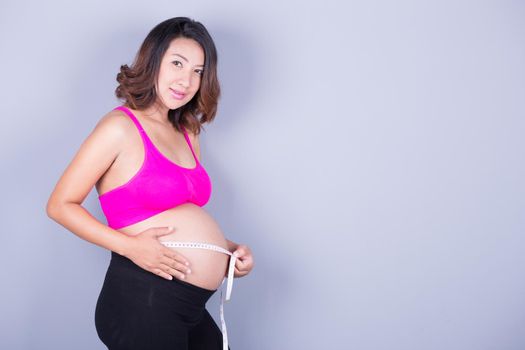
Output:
[93, 107, 137, 138]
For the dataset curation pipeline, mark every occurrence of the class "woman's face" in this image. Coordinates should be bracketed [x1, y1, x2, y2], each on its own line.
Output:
[156, 37, 205, 110]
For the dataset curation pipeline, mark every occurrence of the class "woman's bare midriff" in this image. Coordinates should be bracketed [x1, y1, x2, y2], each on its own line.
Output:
[116, 203, 230, 291]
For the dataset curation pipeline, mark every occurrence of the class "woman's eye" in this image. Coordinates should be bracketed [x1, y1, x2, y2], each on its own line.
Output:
[172, 60, 182, 67]
[195, 69, 204, 75]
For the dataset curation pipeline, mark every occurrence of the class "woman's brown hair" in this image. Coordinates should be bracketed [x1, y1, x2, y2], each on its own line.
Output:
[115, 17, 220, 135]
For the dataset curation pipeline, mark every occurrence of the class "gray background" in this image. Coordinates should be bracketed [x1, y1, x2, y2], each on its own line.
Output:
[1, 0, 524, 349]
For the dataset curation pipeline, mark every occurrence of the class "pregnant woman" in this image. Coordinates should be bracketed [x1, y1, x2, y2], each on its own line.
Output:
[46, 17, 254, 350]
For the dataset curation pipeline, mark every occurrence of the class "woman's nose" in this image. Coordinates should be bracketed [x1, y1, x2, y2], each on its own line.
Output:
[177, 71, 192, 88]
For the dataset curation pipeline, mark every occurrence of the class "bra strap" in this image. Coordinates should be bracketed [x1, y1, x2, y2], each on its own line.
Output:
[113, 106, 145, 133]
[181, 125, 199, 163]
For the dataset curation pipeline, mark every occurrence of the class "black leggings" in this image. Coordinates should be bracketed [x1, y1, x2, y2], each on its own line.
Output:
[95, 251, 227, 350]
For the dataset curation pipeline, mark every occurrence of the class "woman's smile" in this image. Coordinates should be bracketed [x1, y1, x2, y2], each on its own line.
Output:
[170, 88, 186, 99]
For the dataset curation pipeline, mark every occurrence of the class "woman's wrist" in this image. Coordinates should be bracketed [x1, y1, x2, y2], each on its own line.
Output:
[117, 233, 135, 257]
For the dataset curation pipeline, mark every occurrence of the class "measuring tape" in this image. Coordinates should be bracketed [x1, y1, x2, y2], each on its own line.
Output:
[160, 241, 236, 350]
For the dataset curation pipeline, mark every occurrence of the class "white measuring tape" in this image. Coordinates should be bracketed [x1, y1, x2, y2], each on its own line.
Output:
[160, 241, 236, 350]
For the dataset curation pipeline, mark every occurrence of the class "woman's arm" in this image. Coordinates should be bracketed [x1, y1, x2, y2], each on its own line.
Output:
[46, 111, 133, 255]
[47, 200, 132, 255]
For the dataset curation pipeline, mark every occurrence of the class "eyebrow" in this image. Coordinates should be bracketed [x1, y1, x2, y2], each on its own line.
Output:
[171, 53, 204, 67]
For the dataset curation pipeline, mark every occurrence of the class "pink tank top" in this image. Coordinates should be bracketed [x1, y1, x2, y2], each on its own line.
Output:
[98, 105, 212, 229]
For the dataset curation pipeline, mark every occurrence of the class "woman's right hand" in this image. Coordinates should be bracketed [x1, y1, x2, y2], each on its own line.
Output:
[122, 226, 192, 281]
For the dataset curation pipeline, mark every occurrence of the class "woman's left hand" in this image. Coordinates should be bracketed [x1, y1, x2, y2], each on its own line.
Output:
[232, 244, 254, 278]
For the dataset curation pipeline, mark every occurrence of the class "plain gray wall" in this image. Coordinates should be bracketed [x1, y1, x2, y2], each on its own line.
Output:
[1, 0, 524, 349]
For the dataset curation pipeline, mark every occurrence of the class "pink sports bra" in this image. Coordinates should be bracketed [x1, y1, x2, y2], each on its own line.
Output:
[98, 105, 212, 229]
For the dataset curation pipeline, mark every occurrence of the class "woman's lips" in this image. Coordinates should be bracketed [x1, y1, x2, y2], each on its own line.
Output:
[170, 88, 186, 100]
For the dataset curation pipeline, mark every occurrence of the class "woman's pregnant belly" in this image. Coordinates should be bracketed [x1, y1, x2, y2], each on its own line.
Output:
[116, 203, 230, 291]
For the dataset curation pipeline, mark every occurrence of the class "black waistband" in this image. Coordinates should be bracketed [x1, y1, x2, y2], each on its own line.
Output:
[109, 251, 218, 298]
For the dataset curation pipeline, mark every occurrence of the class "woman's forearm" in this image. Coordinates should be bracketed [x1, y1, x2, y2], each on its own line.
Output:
[46, 202, 131, 256]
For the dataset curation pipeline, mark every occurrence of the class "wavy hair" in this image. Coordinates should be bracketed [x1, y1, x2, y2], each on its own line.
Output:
[115, 17, 220, 135]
